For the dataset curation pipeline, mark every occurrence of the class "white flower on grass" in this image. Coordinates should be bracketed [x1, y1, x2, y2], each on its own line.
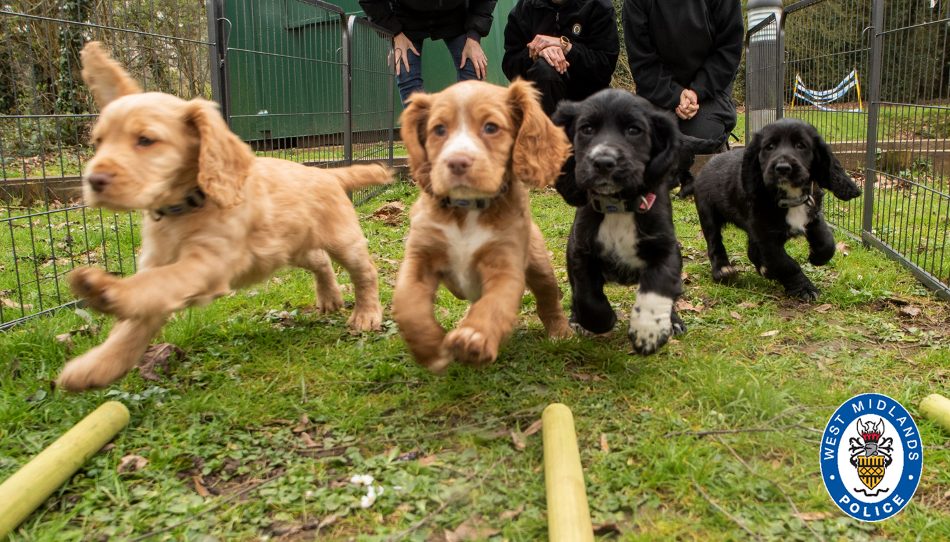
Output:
[350, 474, 374, 486]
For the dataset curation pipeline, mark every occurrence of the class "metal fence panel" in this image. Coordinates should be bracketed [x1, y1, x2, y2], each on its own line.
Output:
[745, 14, 780, 142]
[346, 15, 395, 206]
[0, 0, 213, 329]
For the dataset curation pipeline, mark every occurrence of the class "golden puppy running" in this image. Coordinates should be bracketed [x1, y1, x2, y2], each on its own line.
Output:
[392, 80, 572, 374]
[58, 42, 388, 391]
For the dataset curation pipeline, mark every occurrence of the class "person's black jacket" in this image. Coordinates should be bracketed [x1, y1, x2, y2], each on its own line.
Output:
[622, 0, 743, 110]
[359, 0, 497, 42]
[502, 0, 619, 100]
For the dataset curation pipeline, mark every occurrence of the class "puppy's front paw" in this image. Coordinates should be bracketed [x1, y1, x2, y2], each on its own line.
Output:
[314, 291, 344, 315]
[68, 267, 119, 315]
[712, 265, 738, 282]
[628, 293, 674, 355]
[546, 318, 574, 339]
[444, 327, 497, 367]
[347, 304, 383, 331]
[671, 320, 687, 336]
[787, 283, 820, 302]
[57, 351, 130, 392]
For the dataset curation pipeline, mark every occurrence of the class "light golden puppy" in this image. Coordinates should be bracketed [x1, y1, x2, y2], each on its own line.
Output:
[58, 42, 388, 391]
[392, 80, 573, 374]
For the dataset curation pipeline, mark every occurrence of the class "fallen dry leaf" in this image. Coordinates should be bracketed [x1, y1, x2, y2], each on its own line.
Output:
[446, 515, 500, 541]
[317, 514, 339, 530]
[737, 302, 757, 309]
[193, 476, 210, 497]
[681, 271, 690, 283]
[523, 418, 543, 437]
[730, 311, 742, 320]
[292, 413, 309, 433]
[499, 503, 525, 520]
[814, 303, 833, 313]
[796, 511, 834, 521]
[98, 443, 115, 454]
[572, 373, 601, 381]
[836, 241, 851, 256]
[600, 433, 609, 452]
[675, 299, 702, 313]
[371, 201, 406, 224]
[299, 432, 320, 448]
[760, 330, 780, 337]
[418, 454, 440, 466]
[2, 298, 33, 311]
[138, 343, 185, 382]
[511, 431, 527, 451]
[117, 454, 148, 473]
[377, 257, 401, 266]
[900, 305, 922, 317]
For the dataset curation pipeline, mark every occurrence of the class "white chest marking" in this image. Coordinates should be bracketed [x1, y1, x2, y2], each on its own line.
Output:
[784, 188, 810, 234]
[596, 213, 645, 270]
[433, 212, 494, 300]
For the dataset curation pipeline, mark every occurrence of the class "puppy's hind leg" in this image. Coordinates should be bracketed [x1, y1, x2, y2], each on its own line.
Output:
[57, 314, 166, 391]
[299, 249, 344, 315]
[525, 224, 572, 339]
[697, 202, 736, 282]
[326, 235, 382, 331]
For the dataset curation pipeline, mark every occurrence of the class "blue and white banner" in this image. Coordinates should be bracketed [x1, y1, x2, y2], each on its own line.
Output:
[794, 70, 862, 112]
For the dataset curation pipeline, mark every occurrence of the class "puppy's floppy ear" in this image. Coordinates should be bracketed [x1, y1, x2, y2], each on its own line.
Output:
[551, 100, 580, 142]
[810, 127, 862, 201]
[643, 110, 682, 187]
[507, 79, 572, 188]
[185, 99, 255, 209]
[399, 91, 433, 190]
[80, 41, 142, 109]
[741, 130, 765, 196]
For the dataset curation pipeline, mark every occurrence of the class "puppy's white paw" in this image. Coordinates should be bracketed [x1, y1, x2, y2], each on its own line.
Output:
[628, 292, 674, 356]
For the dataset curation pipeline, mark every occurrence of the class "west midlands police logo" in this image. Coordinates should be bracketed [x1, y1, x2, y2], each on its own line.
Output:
[821, 393, 922, 521]
[572, 23, 582, 35]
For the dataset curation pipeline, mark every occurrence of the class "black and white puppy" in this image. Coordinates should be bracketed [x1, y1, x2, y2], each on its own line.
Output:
[553, 89, 685, 355]
[689, 117, 862, 301]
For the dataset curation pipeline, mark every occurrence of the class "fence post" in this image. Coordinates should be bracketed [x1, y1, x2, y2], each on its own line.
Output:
[207, 0, 231, 124]
[862, 0, 884, 240]
[776, 10, 785, 120]
[343, 16, 354, 167]
[388, 35, 395, 168]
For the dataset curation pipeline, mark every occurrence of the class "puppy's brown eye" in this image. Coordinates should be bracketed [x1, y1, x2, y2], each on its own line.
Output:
[433, 125, 446, 137]
[765, 143, 776, 151]
[796, 141, 807, 149]
[137, 136, 155, 147]
[484, 123, 499, 135]
[580, 125, 594, 136]
[627, 126, 641, 136]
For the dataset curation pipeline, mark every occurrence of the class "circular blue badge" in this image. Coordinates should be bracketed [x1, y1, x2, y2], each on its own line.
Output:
[820, 393, 922, 522]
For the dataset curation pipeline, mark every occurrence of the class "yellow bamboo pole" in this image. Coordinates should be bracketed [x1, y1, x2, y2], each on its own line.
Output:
[543, 403, 594, 542]
[920, 394, 950, 434]
[855, 69, 864, 111]
[0, 401, 129, 538]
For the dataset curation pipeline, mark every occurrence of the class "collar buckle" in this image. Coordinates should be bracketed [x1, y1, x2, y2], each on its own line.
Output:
[149, 189, 206, 221]
[589, 192, 656, 214]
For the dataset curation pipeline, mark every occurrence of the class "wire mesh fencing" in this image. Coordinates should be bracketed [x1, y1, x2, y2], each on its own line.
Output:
[0, 1, 398, 329]
[0, 0, 212, 329]
[745, 14, 780, 142]
[346, 15, 395, 207]
[751, 0, 950, 299]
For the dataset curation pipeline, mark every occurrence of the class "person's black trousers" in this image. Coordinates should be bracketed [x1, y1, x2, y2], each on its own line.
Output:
[524, 59, 569, 116]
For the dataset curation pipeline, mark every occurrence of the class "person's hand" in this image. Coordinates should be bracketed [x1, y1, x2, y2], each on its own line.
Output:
[460, 38, 488, 79]
[528, 35, 561, 60]
[392, 33, 419, 76]
[676, 88, 699, 120]
[540, 45, 569, 74]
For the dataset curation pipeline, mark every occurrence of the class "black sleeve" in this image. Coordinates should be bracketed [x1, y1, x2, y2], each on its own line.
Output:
[689, 0, 744, 101]
[502, 1, 535, 82]
[564, 1, 619, 87]
[621, 0, 684, 110]
[358, 0, 403, 36]
[466, 0, 498, 38]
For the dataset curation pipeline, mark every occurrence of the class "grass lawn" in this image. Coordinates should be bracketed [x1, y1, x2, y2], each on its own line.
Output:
[2, 180, 950, 541]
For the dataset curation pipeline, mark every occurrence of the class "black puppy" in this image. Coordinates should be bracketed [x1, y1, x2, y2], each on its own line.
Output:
[688, 117, 862, 300]
[553, 89, 685, 355]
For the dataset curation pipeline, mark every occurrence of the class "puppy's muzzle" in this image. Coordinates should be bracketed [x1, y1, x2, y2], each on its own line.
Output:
[87, 172, 114, 193]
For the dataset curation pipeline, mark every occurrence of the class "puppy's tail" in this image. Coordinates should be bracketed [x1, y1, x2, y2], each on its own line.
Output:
[676, 171, 696, 199]
[330, 164, 394, 192]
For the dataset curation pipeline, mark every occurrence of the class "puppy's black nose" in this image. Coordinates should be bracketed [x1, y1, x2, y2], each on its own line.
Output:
[775, 163, 792, 175]
[446, 156, 472, 176]
[593, 156, 616, 174]
[87, 172, 114, 193]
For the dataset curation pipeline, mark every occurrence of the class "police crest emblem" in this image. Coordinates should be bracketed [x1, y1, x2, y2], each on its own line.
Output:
[821, 393, 922, 521]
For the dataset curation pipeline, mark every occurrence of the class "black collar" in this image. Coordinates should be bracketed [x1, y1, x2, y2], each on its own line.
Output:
[589, 192, 656, 214]
[148, 189, 206, 221]
[776, 190, 814, 209]
[438, 180, 510, 211]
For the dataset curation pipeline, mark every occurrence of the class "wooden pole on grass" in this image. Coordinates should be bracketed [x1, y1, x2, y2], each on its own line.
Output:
[0, 401, 129, 538]
[543, 403, 594, 542]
